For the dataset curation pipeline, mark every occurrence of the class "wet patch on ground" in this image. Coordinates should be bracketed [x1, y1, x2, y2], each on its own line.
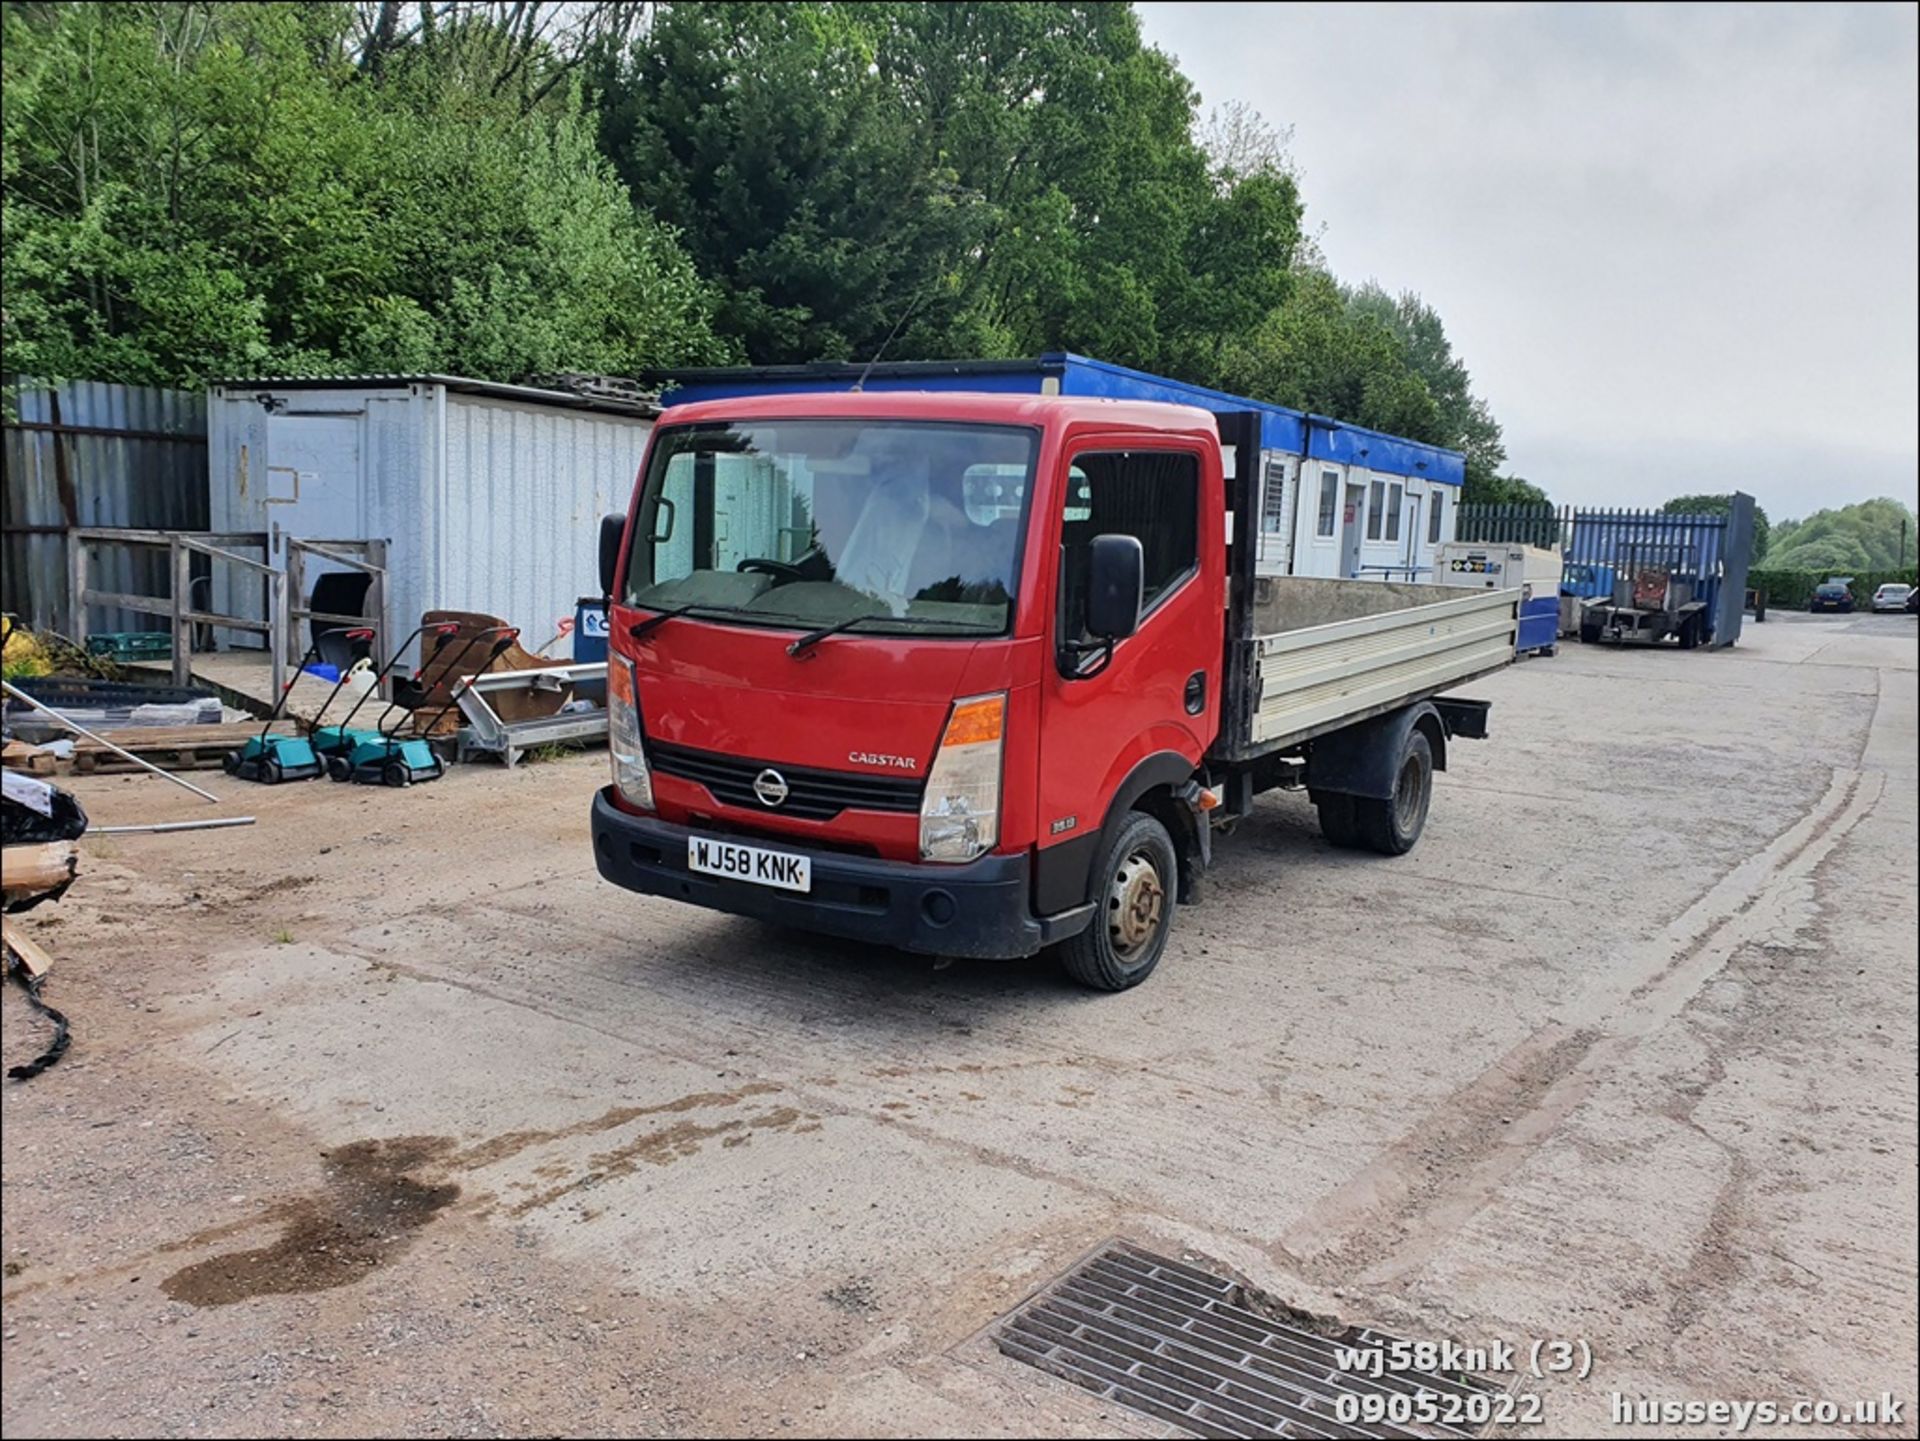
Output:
[161, 1136, 459, 1306]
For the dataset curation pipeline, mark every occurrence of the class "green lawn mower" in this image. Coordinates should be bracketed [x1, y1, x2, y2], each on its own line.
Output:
[223, 626, 376, 784]
[328, 625, 519, 787]
[309, 620, 462, 762]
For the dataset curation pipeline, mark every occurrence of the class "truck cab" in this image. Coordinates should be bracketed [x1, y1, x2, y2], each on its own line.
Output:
[592, 391, 1506, 990]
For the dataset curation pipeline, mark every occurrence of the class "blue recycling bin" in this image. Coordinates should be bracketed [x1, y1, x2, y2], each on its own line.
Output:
[574, 597, 609, 702]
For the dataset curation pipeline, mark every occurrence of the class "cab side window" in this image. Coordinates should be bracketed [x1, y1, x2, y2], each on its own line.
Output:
[1057, 450, 1200, 649]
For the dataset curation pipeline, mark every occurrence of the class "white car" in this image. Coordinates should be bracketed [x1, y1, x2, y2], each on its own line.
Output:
[1870, 582, 1913, 613]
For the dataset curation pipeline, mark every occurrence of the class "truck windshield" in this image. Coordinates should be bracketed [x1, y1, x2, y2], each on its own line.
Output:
[622, 419, 1037, 637]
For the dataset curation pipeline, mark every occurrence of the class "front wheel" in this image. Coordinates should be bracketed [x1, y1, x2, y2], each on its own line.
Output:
[1058, 811, 1177, 992]
[1579, 620, 1601, 644]
[1351, 729, 1434, 856]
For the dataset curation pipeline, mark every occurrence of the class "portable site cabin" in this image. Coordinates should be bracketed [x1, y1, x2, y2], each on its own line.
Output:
[643, 353, 1466, 583]
[207, 375, 657, 658]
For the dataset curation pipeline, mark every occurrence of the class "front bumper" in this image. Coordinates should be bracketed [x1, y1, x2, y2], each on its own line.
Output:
[591, 789, 1086, 960]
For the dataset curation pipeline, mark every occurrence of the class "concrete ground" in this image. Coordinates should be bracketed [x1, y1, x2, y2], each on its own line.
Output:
[3, 609, 1915, 1439]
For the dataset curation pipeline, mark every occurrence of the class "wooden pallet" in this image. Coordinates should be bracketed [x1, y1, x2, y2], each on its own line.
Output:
[69, 720, 299, 775]
[3, 740, 58, 775]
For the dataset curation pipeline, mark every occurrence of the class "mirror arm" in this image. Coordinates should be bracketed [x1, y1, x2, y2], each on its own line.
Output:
[1058, 636, 1116, 680]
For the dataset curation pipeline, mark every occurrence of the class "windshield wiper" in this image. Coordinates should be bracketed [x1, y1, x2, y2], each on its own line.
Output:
[628, 601, 757, 640]
[787, 613, 999, 658]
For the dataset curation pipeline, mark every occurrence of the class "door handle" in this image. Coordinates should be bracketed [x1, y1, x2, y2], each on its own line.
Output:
[1184, 671, 1206, 715]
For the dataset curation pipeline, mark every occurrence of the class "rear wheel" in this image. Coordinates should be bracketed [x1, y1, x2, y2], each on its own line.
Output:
[1059, 811, 1177, 992]
[327, 755, 352, 782]
[1316, 793, 1364, 849]
[1579, 620, 1601, 644]
[222, 750, 241, 775]
[1678, 614, 1702, 649]
[260, 754, 284, 785]
[1351, 729, 1434, 856]
[382, 759, 410, 788]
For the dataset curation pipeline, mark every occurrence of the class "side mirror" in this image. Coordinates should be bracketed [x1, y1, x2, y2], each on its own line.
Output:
[1085, 534, 1144, 641]
[598, 513, 627, 599]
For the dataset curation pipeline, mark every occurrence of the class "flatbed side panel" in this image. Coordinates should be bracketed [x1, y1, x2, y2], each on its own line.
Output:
[1248, 588, 1516, 749]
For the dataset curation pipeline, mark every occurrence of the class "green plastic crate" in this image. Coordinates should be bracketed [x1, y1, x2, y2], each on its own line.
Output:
[85, 631, 173, 662]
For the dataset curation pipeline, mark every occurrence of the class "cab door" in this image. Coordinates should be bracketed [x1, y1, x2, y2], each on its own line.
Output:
[1033, 436, 1220, 912]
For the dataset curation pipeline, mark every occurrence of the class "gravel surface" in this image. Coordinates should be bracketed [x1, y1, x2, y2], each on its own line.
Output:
[3, 609, 1914, 1438]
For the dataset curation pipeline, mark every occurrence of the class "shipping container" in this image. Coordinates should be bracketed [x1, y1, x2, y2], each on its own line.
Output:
[207, 376, 656, 659]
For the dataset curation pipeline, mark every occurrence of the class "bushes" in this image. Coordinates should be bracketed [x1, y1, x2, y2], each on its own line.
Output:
[1748, 568, 1918, 610]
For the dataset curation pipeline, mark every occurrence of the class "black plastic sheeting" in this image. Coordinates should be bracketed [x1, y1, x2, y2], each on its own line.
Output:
[5, 957, 70, 1081]
[1, 783, 88, 847]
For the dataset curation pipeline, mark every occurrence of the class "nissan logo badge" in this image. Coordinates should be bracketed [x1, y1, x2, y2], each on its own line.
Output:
[753, 768, 789, 807]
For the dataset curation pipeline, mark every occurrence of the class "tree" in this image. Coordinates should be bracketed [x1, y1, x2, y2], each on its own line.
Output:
[2, 1, 723, 387]
[1661, 493, 1772, 561]
[1216, 269, 1438, 439]
[1470, 474, 1550, 507]
[596, 2, 1301, 374]
[1766, 499, 1917, 572]
[1347, 284, 1511, 501]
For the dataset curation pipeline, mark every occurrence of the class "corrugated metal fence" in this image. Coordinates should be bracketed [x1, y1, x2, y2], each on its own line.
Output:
[2, 377, 209, 637]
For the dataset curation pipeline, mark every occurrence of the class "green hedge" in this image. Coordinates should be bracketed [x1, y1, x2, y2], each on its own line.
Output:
[1747, 567, 1918, 610]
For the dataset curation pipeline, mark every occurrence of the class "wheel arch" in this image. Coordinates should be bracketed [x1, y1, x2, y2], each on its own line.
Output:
[1304, 701, 1448, 802]
[1033, 749, 1204, 915]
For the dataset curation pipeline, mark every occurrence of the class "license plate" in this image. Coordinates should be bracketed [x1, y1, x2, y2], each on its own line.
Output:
[687, 836, 811, 893]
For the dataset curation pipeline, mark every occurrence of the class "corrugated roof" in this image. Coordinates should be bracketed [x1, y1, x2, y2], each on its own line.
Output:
[209, 373, 660, 419]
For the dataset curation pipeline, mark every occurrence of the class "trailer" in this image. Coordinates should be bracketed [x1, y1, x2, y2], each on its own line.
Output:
[1577, 542, 1712, 648]
[589, 390, 1515, 992]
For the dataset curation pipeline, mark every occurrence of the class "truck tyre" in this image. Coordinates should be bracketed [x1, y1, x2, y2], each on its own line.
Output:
[1678, 614, 1702, 650]
[1352, 729, 1433, 856]
[1059, 810, 1177, 992]
[1316, 793, 1365, 849]
[1579, 619, 1601, 644]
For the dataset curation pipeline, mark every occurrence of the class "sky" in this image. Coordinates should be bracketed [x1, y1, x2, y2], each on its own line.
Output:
[1136, 1, 1920, 521]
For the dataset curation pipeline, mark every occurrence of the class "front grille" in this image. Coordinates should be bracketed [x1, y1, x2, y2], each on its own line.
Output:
[648, 739, 923, 821]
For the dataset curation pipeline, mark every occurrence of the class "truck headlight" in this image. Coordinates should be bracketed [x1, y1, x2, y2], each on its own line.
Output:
[607, 656, 653, 809]
[919, 693, 1004, 863]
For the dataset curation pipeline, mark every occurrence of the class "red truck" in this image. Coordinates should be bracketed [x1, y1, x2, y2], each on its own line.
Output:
[592, 391, 1515, 990]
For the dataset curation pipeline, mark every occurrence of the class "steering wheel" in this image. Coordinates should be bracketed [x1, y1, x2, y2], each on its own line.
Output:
[736, 557, 808, 583]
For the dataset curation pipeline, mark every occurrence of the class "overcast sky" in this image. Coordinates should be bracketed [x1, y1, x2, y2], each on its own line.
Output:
[1136, 2, 1919, 521]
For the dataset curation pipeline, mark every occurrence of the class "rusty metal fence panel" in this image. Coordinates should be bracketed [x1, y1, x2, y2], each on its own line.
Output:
[3, 377, 208, 637]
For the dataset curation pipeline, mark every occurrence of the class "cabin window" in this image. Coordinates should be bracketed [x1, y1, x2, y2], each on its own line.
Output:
[1428, 491, 1445, 544]
[1316, 471, 1339, 537]
[1367, 479, 1386, 541]
[1385, 483, 1403, 543]
[1058, 449, 1200, 650]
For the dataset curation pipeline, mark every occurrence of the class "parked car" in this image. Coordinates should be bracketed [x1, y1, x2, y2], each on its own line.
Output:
[1870, 582, 1913, 613]
[1908, 586, 1919, 616]
[1810, 581, 1854, 613]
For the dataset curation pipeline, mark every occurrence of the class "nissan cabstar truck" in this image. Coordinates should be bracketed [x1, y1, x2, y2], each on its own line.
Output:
[591, 391, 1515, 990]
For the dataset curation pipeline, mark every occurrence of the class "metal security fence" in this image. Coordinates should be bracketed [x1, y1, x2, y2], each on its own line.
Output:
[1455, 503, 1573, 551]
[2, 377, 209, 637]
[1459, 496, 1757, 648]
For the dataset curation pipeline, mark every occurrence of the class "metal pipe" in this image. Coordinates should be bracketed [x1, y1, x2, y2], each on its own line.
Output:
[90, 817, 256, 835]
[0, 679, 224, 804]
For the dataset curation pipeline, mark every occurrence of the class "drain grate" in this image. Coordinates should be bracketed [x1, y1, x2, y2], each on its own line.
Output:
[995, 1241, 1505, 1439]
